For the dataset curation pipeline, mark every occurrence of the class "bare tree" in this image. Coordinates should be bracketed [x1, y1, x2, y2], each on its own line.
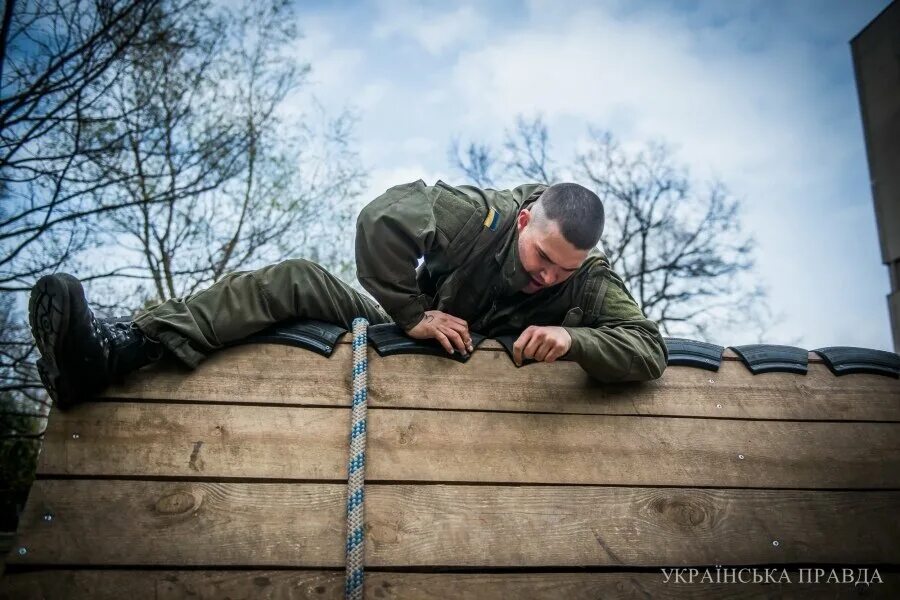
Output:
[87, 0, 364, 307]
[576, 130, 764, 340]
[0, 0, 207, 501]
[450, 115, 769, 341]
[89, 0, 257, 302]
[0, 0, 180, 441]
[0, 0, 364, 451]
[0, 292, 48, 532]
[0, 0, 174, 292]
[449, 139, 496, 188]
[0, 294, 45, 407]
[450, 115, 557, 188]
[502, 115, 557, 185]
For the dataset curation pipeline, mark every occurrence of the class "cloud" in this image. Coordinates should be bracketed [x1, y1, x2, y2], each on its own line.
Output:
[373, 1, 487, 55]
[291, 27, 364, 97]
[452, 6, 817, 175]
[357, 82, 389, 111]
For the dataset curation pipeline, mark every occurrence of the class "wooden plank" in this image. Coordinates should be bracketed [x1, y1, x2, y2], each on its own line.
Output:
[6, 481, 900, 567]
[1, 570, 897, 600]
[368, 354, 900, 421]
[7, 481, 344, 568]
[371, 410, 900, 487]
[38, 403, 349, 480]
[369, 485, 900, 566]
[101, 345, 900, 421]
[0, 570, 341, 600]
[38, 403, 900, 487]
[103, 343, 352, 405]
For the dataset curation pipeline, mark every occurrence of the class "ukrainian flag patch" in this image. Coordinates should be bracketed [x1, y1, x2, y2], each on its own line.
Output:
[483, 207, 501, 231]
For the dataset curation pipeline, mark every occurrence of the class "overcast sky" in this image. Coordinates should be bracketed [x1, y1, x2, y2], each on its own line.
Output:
[285, 0, 892, 350]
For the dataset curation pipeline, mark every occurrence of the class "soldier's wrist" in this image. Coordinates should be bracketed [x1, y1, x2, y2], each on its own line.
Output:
[562, 326, 586, 359]
[392, 298, 429, 331]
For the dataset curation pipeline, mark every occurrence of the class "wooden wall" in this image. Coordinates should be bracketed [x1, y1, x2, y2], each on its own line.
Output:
[1, 339, 899, 598]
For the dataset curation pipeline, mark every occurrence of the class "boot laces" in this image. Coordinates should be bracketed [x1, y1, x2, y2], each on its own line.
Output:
[90, 316, 112, 357]
[97, 319, 163, 375]
[101, 320, 140, 348]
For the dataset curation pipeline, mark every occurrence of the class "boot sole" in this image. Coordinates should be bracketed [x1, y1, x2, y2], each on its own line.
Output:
[29, 275, 78, 409]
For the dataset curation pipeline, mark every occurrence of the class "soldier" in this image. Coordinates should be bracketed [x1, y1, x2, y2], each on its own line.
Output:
[29, 180, 668, 410]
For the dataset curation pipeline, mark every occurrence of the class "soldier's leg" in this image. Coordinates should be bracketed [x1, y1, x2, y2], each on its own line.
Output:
[133, 258, 391, 368]
[30, 259, 386, 409]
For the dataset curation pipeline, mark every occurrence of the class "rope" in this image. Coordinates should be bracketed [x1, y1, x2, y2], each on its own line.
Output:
[345, 318, 369, 600]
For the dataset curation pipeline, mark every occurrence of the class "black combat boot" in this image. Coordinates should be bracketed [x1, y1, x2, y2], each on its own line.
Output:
[28, 273, 165, 410]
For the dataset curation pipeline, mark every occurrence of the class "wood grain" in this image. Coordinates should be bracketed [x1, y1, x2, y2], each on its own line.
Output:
[368, 353, 899, 421]
[367, 485, 900, 566]
[99, 344, 900, 421]
[6, 481, 899, 567]
[103, 343, 352, 405]
[369, 410, 900, 488]
[37, 403, 900, 487]
[38, 403, 350, 480]
[1, 570, 896, 599]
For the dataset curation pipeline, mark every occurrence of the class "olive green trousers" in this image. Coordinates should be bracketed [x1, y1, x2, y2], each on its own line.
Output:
[133, 259, 391, 368]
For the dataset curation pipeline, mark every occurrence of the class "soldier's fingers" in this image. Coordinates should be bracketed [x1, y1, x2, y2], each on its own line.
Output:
[446, 320, 470, 341]
[534, 339, 554, 362]
[523, 333, 545, 362]
[437, 313, 467, 336]
[451, 323, 473, 352]
[434, 331, 455, 355]
[544, 346, 565, 363]
[512, 329, 534, 366]
[451, 324, 473, 353]
[442, 326, 467, 355]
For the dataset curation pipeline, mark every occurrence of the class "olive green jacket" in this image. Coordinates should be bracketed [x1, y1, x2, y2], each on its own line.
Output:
[355, 180, 668, 382]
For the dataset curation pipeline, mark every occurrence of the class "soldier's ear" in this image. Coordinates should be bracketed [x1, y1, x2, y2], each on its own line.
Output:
[517, 208, 531, 231]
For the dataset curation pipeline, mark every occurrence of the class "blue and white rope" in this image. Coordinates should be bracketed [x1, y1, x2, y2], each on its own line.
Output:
[345, 318, 369, 600]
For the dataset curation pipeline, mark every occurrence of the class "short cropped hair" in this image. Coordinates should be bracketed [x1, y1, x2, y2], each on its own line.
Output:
[533, 183, 604, 250]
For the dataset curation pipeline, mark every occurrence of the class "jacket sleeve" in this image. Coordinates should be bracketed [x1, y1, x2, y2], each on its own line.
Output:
[562, 273, 669, 382]
[355, 180, 478, 330]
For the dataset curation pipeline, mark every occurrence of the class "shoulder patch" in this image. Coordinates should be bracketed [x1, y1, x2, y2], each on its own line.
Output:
[483, 207, 501, 231]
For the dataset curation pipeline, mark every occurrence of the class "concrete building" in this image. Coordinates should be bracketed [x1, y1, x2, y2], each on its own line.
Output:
[852, 1, 900, 351]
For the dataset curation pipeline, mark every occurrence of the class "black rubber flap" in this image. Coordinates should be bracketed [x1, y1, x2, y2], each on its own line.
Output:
[730, 344, 808, 375]
[367, 323, 485, 363]
[664, 337, 724, 371]
[812, 346, 900, 377]
[232, 319, 348, 357]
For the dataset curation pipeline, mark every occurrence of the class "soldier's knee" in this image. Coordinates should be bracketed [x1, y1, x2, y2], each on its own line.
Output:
[253, 258, 329, 318]
[255, 258, 327, 296]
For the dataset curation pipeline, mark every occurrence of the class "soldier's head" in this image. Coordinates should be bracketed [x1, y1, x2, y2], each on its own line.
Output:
[516, 182, 604, 294]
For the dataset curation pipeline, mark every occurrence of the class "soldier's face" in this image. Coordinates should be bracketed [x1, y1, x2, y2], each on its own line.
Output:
[516, 209, 588, 294]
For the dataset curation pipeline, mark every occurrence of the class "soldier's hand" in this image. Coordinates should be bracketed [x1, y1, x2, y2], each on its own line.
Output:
[406, 310, 474, 356]
[513, 326, 571, 366]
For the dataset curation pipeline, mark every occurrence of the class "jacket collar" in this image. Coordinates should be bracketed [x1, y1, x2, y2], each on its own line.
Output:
[494, 187, 544, 296]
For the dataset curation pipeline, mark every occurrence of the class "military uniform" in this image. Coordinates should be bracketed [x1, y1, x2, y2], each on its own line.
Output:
[133, 180, 668, 382]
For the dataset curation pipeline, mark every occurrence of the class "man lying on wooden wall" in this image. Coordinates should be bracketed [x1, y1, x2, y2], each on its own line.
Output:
[28, 180, 668, 409]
